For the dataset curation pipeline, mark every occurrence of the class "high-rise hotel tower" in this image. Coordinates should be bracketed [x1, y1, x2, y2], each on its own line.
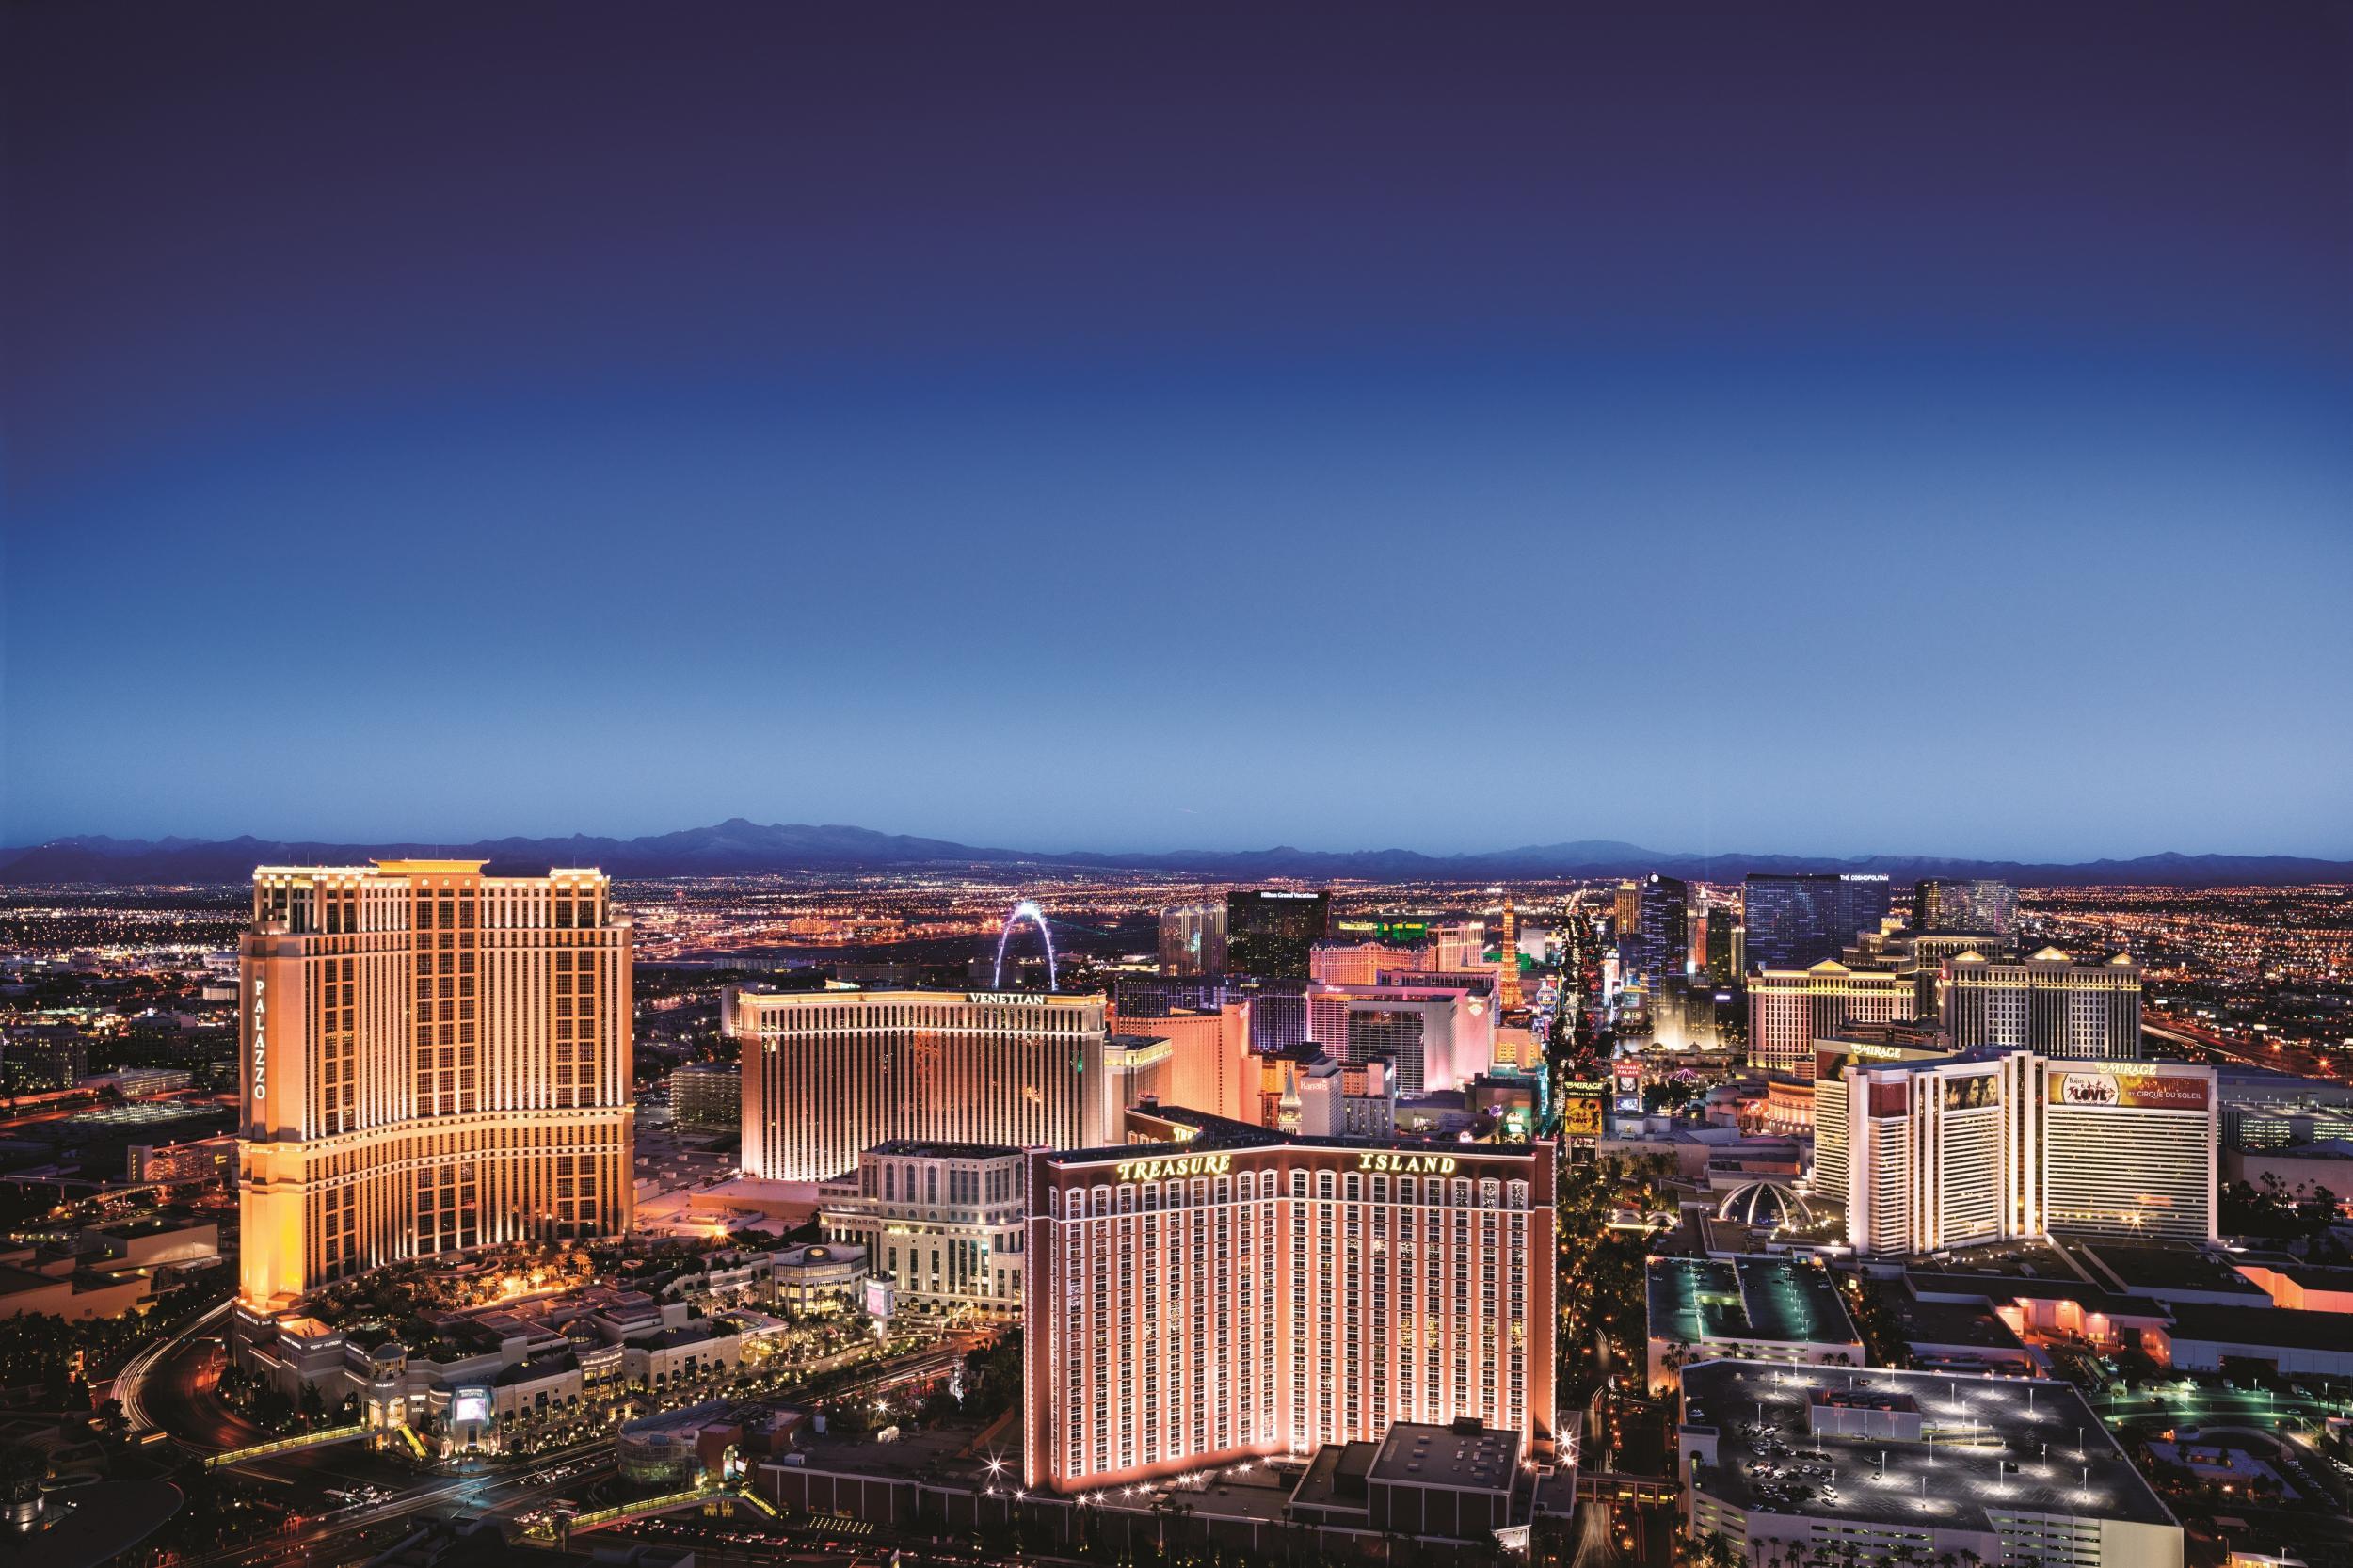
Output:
[729, 987, 1120, 1182]
[1024, 1129, 1558, 1493]
[238, 862, 633, 1307]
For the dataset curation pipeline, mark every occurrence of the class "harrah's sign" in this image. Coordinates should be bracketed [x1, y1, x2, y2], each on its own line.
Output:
[2050, 1069, 2210, 1112]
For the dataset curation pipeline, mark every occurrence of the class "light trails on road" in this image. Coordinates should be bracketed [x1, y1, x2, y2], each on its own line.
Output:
[114, 1295, 232, 1437]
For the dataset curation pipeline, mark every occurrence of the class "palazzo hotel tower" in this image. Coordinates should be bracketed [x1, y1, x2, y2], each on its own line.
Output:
[238, 862, 634, 1308]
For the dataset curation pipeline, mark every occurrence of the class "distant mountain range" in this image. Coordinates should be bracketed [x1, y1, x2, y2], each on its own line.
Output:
[1, 819, 2346, 887]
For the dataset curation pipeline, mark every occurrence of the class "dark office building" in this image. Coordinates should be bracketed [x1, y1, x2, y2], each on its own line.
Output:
[1625, 873, 1689, 984]
[1704, 914, 1742, 985]
[1225, 889, 1332, 979]
[1741, 873, 1892, 972]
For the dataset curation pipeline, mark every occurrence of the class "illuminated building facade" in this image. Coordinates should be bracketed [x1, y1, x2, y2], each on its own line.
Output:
[818, 1141, 1028, 1316]
[1629, 873, 1689, 984]
[1741, 873, 1892, 972]
[1914, 878, 2018, 936]
[667, 1060, 740, 1130]
[237, 862, 634, 1308]
[1746, 960, 1908, 1077]
[728, 987, 1116, 1181]
[1157, 902, 1228, 978]
[1819, 1050, 2216, 1254]
[1225, 889, 1331, 978]
[1107, 1000, 1255, 1123]
[1498, 896, 1521, 1010]
[1305, 983, 1492, 1096]
[1942, 948, 2142, 1060]
[1022, 1131, 1557, 1494]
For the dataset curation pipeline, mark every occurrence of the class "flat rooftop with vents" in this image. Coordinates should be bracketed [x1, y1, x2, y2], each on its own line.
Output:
[1647, 1256, 1864, 1387]
[1679, 1360, 2183, 1567]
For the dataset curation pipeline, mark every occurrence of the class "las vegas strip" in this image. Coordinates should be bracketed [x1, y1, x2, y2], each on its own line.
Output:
[6, 6, 2350, 1568]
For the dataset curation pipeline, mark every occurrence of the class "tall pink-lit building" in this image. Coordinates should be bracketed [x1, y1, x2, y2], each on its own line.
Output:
[1107, 1000, 1254, 1123]
[1022, 1128, 1557, 1494]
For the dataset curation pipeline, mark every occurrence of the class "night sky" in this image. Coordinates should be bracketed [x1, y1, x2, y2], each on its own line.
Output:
[6, 2, 2349, 858]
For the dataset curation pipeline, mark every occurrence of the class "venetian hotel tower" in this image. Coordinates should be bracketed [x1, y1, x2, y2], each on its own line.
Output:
[238, 861, 633, 1307]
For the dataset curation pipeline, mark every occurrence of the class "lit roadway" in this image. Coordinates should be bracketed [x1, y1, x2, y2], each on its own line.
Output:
[124, 1311, 982, 1565]
[173, 1440, 623, 1568]
[2147, 1015, 2346, 1084]
[112, 1297, 236, 1438]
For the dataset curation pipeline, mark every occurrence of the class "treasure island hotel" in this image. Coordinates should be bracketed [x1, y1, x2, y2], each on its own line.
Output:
[1023, 1129, 1558, 1494]
[237, 862, 633, 1309]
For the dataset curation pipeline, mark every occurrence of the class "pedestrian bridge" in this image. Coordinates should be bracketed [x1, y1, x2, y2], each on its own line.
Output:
[1577, 1470, 1677, 1504]
[205, 1424, 370, 1470]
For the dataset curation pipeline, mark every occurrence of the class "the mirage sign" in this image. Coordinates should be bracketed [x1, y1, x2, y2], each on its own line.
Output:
[2048, 1068, 2210, 1112]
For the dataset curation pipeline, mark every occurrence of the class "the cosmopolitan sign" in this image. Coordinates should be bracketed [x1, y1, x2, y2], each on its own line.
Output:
[2049, 1069, 2211, 1112]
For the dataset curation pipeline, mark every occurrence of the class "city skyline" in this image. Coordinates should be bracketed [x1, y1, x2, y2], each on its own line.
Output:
[7, 8, 2348, 1565]
[8, 2, 2350, 859]
[8, 815, 2353, 886]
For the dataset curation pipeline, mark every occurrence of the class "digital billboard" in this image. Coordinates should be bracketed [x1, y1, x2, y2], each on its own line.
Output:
[2047, 1069, 2210, 1112]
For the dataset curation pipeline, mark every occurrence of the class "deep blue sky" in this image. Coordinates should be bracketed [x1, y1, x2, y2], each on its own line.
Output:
[6, 2, 2349, 859]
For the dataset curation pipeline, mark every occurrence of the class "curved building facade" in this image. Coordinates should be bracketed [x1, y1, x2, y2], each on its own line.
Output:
[238, 862, 634, 1308]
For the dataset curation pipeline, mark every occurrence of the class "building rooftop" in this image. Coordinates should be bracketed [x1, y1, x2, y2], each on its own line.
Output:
[1058, 1109, 1546, 1167]
[1649, 1256, 1862, 1350]
[1681, 1360, 2179, 1533]
[1369, 1421, 1522, 1492]
[864, 1140, 1026, 1160]
[1896, 1296, 2029, 1354]
[2072, 1240, 2268, 1301]
[2164, 1304, 2353, 1354]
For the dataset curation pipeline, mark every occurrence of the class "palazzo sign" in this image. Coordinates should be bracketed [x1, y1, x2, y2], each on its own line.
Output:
[250, 975, 268, 1104]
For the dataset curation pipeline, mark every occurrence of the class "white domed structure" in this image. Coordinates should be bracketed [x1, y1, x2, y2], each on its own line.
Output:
[1715, 1180, 1813, 1232]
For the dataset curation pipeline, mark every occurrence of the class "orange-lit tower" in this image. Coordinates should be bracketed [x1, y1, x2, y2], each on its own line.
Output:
[237, 861, 633, 1309]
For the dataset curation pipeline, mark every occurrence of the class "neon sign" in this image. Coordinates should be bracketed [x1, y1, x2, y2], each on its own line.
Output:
[1114, 1153, 1231, 1183]
[1355, 1151, 1457, 1175]
[251, 975, 267, 1104]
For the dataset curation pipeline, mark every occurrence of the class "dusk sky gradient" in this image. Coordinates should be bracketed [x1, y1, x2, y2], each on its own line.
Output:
[6, 2, 2350, 859]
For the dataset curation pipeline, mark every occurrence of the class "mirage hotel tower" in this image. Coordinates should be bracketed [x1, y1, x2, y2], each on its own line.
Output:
[238, 862, 633, 1308]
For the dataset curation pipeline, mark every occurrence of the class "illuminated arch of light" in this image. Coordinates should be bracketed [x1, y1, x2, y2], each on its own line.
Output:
[993, 899, 1058, 990]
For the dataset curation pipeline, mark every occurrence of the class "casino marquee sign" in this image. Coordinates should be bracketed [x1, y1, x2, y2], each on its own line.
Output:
[2047, 1068, 2211, 1112]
